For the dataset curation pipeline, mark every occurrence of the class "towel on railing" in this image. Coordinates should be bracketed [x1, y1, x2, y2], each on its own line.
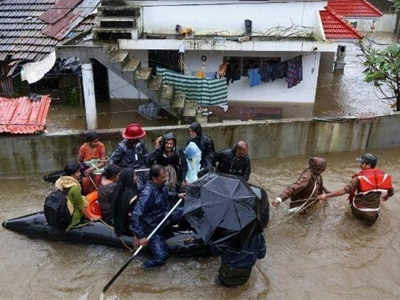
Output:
[156, 67, 228, 106]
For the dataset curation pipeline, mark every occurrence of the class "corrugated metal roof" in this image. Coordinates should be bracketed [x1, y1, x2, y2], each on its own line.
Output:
[0, 0, 96, 63]
[42, 0, 100, 40]
[39, 0, 83, 24]
[320, 8, 364, 40]
[328, 0, 383, 18]
[0, 95, 51, 134]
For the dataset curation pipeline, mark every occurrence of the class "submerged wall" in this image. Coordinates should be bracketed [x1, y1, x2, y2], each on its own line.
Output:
[1, 113, 400, 176]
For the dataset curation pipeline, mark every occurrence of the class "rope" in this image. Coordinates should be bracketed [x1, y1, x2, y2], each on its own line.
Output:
[266, 197, 319, 232]
[267, 183, 319, 232]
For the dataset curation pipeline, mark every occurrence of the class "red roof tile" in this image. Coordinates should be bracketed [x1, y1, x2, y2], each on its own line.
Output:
[320, 7, 364, 40]
[0, 95, 51, 134]
[328, 0, 383, 18]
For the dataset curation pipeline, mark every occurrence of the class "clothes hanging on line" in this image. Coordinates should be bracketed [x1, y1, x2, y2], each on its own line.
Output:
[157, 67, 228, 106]
[248, 68, 261, 87]
[286, 56, 303, 88]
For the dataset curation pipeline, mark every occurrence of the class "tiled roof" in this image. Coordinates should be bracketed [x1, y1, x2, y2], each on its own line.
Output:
[320, 7, 364, 40]
[328, 0, 383, 18]
[0, 0, 96, 62]
[0, 95, 51, 134]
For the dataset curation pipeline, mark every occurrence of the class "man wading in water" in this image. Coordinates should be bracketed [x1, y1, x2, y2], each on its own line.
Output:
[318, 153, 393, 226]
[272, 157, 329, 212]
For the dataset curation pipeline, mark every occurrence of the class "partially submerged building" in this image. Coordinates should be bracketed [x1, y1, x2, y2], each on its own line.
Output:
[58, 0, 382, 129]
[0, 0, 98, 99]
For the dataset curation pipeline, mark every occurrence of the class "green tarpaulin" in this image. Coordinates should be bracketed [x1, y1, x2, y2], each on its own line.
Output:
[156, 67, 228, 106]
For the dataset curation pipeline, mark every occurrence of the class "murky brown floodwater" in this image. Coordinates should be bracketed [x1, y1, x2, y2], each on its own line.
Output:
[1, 148, 400, 299]
[314, 33, 395, 118]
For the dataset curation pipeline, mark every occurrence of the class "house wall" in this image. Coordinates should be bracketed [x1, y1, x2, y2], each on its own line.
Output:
[347, 14, 397, 33]
[184, 51, 321, 103]
[107, 50, 149, 100]
[141, 1, 327, 36]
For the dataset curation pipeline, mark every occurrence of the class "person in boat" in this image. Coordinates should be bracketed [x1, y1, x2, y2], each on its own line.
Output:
[183, 141, 202, 184]
[130, 164, 185, 268]
[213, 229, 266, 287]
[213, 141, 251, 181]
[318, 153, 393, 225]
[186, 122, 215, 176]
[78, 131, 106, 195]
[109, 123, 148, 189]
[272, 157, 329, 211]
[148, 132, 187, 193]
[111, 168, 138, 236]
[97, 164, 120, 225]
[55, 161, 87, 231]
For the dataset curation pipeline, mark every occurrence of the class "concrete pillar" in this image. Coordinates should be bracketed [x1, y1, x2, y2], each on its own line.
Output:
[82, 63, 97, 130]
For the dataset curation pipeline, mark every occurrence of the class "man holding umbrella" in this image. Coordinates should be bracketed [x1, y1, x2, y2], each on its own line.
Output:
[213, 226, 266, 286]
[183, 173, 267, 286]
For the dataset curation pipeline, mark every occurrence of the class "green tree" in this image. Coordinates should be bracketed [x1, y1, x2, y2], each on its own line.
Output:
[360, 42, 400, 111]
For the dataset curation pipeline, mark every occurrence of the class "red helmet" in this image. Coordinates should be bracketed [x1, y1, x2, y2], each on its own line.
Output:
[122, 123, 146, 140]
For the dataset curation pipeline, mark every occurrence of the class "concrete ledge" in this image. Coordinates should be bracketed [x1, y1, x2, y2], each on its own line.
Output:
[1, 114, 399, 176]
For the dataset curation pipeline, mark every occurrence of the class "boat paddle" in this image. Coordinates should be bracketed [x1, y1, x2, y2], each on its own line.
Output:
[101, 197, 183, 294]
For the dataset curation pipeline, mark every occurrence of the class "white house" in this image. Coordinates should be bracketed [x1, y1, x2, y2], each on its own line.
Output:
[58, 0, 382, 128]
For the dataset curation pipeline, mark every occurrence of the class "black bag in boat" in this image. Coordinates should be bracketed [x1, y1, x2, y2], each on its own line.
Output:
[44, 189, 72, 230]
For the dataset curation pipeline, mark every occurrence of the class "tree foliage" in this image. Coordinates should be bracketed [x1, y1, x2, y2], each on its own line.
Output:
[361, 42, 400, 111]
[394, 0, 400, 10]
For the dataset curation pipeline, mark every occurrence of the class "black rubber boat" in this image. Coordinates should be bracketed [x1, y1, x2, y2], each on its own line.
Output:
[2, 211, 208, 257]
[2, 185, 268, 257]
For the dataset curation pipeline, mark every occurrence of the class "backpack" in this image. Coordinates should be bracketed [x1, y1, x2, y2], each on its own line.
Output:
[44, 188, 72, 230]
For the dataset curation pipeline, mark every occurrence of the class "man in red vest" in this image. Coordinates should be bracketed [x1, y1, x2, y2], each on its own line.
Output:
[319, 153, 393, 225]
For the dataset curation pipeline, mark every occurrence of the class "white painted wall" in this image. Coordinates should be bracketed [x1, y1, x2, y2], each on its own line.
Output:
[141, 1, 326, 36]
[108, 69, 148, 99]
[184, 50, 321, 103]
[107, 50, 149, 100]
[347, 14, 397, 33]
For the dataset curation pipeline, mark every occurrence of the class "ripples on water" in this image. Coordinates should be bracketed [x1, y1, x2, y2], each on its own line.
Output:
[1, 149, 400, 299]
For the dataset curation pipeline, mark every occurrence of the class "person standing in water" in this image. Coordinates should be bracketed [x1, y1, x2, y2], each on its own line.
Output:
[318, 153, 393, 225]
[272, 157, 329, 212]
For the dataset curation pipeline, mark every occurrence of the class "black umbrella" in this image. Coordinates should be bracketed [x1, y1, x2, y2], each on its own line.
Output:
[183, 173, 261, 246]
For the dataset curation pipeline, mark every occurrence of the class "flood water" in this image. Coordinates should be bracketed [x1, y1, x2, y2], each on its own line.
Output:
[1, 148, 400, 299]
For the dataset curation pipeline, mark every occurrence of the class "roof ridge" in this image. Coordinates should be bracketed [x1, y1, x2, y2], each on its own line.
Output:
[325, 6, 364, 39]
[361, 0, 383, 17]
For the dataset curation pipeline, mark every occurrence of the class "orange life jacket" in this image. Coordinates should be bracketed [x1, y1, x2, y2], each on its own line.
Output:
[356, 168, 392, 194]
[348, 168, 392, 212]
[83, 191, 102, 221]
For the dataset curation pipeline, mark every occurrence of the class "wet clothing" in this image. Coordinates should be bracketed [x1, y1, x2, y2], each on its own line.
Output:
[81, 174, 101, 196]
[78, 142, 106, 162]
[111, 168, 137, 236]
[110, 140, 148, 189]
[187, 122, 215, 172]
[344, 168, 394, 225]
[279, 157, 328, 209]
[55, 176, 87, 231]
[109, 140, 148, 170]
[130, 182, 182, 267]
[98, 183, 117, 224]
[147, 133, 187, 184]
[215, 232, 266, 287]
[213, 147, 251, 181]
